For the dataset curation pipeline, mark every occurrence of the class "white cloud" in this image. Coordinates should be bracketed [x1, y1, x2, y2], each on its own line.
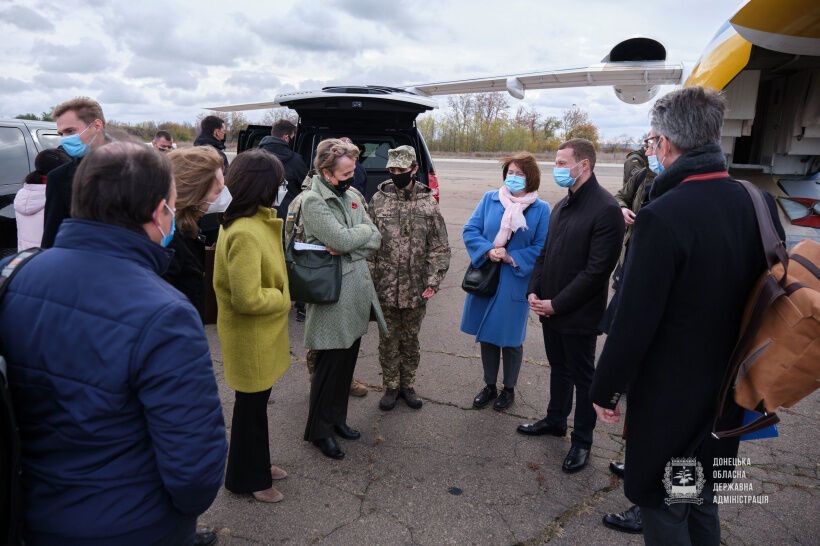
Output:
[0, 5, 54, 31]
[0, 0, 743, 134]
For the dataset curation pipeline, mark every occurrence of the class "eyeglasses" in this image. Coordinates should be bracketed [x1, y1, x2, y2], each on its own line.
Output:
[644, 136, 659, 149]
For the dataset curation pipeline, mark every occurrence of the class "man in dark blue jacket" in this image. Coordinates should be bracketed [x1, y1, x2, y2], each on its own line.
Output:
[259, 119, 308, 219]
[0, 142, 227, 545]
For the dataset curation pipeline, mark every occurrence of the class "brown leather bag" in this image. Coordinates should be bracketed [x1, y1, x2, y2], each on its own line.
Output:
[712, 180, 820, 439]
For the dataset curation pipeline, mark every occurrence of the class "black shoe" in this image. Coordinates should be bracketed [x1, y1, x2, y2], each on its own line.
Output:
[194, 528, 218, 546]
[602, 505, 642, 534]
[562, 445, 590, 473]
[493, 388, 514, 411]
[516, 418, 567, 437]
[295, 309, 306, 322]
[379, 388, 399, 411]
[334, 423, 361, 440]
[312, 437, 345, 460]
[609, 461, 625, 479]
[472, 385, 497, 408]
[399, 388, 423, 409]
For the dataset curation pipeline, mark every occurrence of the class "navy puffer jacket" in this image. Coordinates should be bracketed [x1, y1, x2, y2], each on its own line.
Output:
[0, 219, 227, 545]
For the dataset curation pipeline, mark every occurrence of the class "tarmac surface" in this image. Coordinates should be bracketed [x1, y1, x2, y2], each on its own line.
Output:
[201, 159, 819, 545]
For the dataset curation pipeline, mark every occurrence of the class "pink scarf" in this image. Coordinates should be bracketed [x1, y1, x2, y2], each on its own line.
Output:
[493, 186, 539, 247]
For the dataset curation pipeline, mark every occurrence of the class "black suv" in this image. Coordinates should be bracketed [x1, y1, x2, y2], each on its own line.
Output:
[0, 119, 60, 252]
[237, 86, 440, 201]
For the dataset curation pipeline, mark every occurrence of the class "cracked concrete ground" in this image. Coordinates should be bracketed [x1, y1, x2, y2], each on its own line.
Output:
[200, 161, 819, 545]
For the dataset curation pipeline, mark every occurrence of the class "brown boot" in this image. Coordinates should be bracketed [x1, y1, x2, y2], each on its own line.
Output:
[349, 379, 368, 397]
[379, 388, 399, 411]
[399, 387, 423, 409]
[252, 486, 284, 503]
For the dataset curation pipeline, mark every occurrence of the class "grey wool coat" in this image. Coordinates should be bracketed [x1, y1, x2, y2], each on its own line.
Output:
[301, 175, 387, 350]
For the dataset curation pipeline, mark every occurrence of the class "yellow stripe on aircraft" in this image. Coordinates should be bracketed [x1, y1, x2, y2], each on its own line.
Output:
[685, 32, 753, 91]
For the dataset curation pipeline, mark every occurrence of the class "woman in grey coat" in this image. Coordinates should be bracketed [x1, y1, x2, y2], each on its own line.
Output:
[301, 138, 387, 460]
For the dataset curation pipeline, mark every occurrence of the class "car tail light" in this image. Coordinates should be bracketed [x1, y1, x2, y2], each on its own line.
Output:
[428, 170, 440, 202]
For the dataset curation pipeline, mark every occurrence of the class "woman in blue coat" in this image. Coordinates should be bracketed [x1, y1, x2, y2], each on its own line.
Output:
[461, 152, 550, 410]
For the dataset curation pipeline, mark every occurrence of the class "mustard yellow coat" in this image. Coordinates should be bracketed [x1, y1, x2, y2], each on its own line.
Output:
[214, 207, 291, 392]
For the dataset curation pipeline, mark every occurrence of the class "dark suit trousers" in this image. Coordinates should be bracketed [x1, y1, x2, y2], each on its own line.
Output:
[543, 324, 597, 448]
[225, 388, 273, 494]
[304, 338, 361, 441]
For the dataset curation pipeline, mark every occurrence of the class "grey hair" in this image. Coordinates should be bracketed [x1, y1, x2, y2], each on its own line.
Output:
[650, 86, 726, 152]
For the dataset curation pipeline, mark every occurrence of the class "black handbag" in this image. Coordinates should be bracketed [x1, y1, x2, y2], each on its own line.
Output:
[461, 258, 501, 297]
[285, 206, 341, 304]
[461, 239, 510, 298]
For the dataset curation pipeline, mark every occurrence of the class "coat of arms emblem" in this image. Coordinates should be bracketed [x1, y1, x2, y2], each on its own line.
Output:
[663, 457, 705, 505]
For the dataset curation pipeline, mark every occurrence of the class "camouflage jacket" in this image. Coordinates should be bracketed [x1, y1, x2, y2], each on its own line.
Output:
[286, 174, 367, 244]
[623, 149, 647, 185]
[368, 180, 451, 309]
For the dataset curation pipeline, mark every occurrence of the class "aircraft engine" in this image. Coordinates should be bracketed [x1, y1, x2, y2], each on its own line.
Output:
[604, 37, 667, 104]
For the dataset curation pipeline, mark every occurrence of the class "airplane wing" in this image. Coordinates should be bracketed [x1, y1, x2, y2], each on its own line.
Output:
[208, 101, 279, 112]
[405, 62, 683, 104]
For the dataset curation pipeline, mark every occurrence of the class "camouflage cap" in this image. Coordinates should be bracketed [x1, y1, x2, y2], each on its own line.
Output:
[386, 145, 416, 169]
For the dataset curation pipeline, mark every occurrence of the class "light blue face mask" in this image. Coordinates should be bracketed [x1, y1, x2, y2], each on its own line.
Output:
[553, 161, 583, 188]
[60, 124, 95, 158]
[156, 203, 176, 247]
[504, 174, 526, 193]
[648, 154, 664, 174]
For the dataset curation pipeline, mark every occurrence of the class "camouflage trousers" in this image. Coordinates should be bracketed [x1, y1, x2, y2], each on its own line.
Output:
[379, 305, 427, 389]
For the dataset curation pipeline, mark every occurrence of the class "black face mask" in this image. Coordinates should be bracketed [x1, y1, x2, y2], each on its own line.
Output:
[392, 171, 413, 189]
[332, 176, 354, 195]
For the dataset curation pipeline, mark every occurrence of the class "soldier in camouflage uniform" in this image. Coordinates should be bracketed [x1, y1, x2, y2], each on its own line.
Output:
[368, 145, 451, 411]
[286, 170, 370, 397]
[611, 133, 657, 290]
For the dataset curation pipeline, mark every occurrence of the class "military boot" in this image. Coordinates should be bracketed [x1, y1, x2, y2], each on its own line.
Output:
[349, 378, 368, 397]
[379, 388, 399, 411]
[399, 387, 423, 409]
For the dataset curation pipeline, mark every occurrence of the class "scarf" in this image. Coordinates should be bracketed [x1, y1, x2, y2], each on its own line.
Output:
[493, 186, 539, 247]
[649, 142, 727, 201]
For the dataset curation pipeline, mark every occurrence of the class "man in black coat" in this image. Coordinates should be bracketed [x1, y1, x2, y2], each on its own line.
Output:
[258, 119, 308, 219]
[194, 115, 229, 173]
[590, 86, 785, 545]
[522, 138, 625, 474]
[41, 97, 107, 249]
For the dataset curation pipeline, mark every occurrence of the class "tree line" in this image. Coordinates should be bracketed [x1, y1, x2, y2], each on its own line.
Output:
[15, 95, 640, 153]
[416, 93, 640, 154]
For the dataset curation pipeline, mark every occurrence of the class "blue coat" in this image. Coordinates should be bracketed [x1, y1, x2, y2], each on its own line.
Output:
[460, 191, 550, 347]
[0, 220, 227, 545]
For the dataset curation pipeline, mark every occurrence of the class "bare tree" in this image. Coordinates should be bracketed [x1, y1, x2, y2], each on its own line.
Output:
[261, 108, 298, 126]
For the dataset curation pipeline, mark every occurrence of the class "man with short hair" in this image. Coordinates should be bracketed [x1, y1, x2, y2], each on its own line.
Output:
[41, 96, 107, 248]
[259, 119, 308, 219]
[152, 130, 174, 152]
[0, 141, 227, 545]
[522, 138, 624, 474]
[195, 115, 229, 173]
[590, 86, 784, 545]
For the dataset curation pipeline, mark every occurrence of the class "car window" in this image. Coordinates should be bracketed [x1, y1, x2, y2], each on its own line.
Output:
[36, 129, 61, 150]
[0, 126, 30, 187]
[360, 141, 394, 169]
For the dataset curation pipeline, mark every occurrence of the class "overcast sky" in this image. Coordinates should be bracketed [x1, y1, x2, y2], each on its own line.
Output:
[0, 0, 743, 139]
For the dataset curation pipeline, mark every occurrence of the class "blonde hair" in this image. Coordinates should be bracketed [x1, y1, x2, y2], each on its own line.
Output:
[313, 138, 359, 176]
[52, 96, 105, 125]
[168, 146, 224, 234]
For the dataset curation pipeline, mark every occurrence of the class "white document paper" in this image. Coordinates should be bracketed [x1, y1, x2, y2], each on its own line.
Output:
[294, 242, 327, 251]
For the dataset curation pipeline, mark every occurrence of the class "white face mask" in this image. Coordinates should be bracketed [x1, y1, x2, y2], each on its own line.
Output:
[204, 186, 232, 214]
[273, 182, 288, 207]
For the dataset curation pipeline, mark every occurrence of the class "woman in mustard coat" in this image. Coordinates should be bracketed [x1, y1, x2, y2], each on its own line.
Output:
[214, 150, 291, 503]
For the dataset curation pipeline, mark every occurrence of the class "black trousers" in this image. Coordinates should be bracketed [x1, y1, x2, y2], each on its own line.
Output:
[640, 500, 720, 546]
[224, 388, 273, 494]
[303, 338, 361, 441]
[543, 324, 597, 449]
